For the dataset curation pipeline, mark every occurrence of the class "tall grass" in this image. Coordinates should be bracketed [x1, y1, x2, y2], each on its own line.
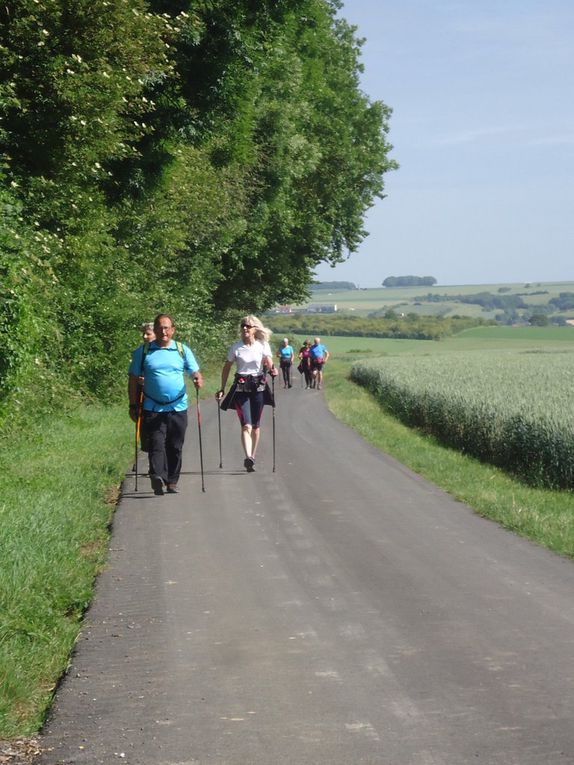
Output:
[0, 405, 131, 737]
[351, 350, 574, 489]
[325, 359, 574, 559]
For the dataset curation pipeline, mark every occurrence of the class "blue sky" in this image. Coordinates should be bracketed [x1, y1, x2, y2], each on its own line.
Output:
[314, 0, 574, 287]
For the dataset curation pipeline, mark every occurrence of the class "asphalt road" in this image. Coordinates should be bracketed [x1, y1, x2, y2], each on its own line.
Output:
[38, 382, 574, 764]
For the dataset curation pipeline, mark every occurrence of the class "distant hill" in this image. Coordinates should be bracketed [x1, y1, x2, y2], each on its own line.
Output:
[312, 281, 357, 291]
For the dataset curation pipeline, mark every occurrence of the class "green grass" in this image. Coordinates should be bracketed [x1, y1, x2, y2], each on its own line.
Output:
[456, 325, 574, 342]
[324, 357, 574, 559]
[281, 326, 574, 358]
[0, 404, 133, 737]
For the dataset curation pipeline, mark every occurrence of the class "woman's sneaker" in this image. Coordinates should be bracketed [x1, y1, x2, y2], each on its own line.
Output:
[244, 456, 255, 472]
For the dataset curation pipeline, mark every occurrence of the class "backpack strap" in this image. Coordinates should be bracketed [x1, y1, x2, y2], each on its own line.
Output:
[140, 341, 150, 375]
[176, 341, 184, 359]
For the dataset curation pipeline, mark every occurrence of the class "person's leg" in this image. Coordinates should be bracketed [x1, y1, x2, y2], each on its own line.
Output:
[281, 362, 289, 387]
[286, 362, 292, 388]
[165, 410, 188, 486]
[250, 391, 265, 459]
[234, 394, 255, 470]
[317, 364, 324, 389]
[241, 424, 253, 456]
[146, 412, 168, 493]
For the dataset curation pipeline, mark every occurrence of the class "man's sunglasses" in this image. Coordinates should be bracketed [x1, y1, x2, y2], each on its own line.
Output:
[241, 324, 254, 329]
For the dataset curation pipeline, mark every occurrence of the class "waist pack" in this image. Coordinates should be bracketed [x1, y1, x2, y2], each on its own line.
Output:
[234, 373, 266, 393]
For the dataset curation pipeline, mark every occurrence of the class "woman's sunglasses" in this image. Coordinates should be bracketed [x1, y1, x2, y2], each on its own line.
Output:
[241, 324, 254, 329]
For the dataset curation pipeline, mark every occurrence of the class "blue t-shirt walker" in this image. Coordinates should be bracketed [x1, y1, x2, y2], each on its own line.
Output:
[278, 345, 294, 363]
[310, 343, 327, 362]
[128, 340, 200, 412]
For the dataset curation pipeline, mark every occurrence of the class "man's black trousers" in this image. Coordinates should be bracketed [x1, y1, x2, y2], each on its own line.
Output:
[144, 410, 188, 485]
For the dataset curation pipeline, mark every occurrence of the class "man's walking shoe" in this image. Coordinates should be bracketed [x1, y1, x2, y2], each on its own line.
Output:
[166, 484, 179, 494]
[150, 474, 164, 495]
[244, 456, 255, 473]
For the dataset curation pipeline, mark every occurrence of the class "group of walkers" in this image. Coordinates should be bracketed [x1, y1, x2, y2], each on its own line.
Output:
[128, 314, 329, 494]
[275, 336, 330, 390]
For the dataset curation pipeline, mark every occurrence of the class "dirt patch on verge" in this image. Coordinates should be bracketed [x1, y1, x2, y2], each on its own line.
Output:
[0, 739, 41, 764]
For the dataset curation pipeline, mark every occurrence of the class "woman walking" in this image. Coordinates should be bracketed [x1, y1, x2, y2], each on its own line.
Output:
[216, 316, 278, 472]
[297, 339, 313, 388]
[277, 337, 294, 388]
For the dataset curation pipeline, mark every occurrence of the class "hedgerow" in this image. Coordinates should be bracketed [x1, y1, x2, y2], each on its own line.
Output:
[0, 0, 396, 435]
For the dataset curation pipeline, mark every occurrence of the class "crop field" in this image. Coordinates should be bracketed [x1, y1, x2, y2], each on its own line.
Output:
[293, 281, 574, 319]
[351, 348, 574, 489]
[281, 325, 574, 357]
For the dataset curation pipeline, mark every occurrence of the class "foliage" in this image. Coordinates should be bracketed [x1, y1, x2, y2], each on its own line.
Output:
[382, 275, 437, 287]
[550, 292, 574, 311]
[351, 351, 574, 489]
[312, 281, 358, 291]
[265, 313, 489, 341]
[0, 0, 396, 432]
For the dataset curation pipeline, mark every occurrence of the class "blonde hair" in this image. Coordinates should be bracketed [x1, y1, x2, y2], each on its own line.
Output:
[239, 315, 272, 343]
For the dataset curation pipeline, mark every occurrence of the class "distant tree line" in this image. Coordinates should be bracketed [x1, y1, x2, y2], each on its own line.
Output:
[311, 281, 358, 291]
[419, 292, 528, 311]
[414, 290, 574, 325]
[266, 313, 490, 342]
[383, 276, 437, 287]
[0, 0, 396, 431]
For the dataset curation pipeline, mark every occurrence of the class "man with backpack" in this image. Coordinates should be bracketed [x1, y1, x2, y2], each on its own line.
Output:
[309, 336, 329, 390]
[128, 314, 203, 495]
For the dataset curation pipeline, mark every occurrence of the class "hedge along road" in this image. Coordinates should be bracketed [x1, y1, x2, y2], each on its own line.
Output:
[38, 384, 574, 765]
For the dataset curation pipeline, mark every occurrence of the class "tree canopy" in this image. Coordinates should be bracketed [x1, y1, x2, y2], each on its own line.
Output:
[383, 276, 437, 287]
[0, 0, 396, 429]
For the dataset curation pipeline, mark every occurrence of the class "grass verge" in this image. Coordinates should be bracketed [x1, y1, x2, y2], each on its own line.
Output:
[324, 359, 574, 560]
[0, 403, 132, 738]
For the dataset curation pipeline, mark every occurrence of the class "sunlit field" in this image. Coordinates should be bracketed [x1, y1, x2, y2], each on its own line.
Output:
[291, 281, 574, 319]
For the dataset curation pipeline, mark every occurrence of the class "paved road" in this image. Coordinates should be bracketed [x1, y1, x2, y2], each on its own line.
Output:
[39, 383, 574, 764]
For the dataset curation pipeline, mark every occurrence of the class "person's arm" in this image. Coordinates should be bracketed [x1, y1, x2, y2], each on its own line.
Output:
[183, 346, 203, 388]
[263, 354, 278, 376]
[324, 348, 330, 363]
[216, 360, 234, 400]
[127, 346, 144, 422]
[128, 374, 140, 423]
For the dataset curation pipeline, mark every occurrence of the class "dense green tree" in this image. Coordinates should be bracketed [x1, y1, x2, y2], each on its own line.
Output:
[0, 0, 397, 429]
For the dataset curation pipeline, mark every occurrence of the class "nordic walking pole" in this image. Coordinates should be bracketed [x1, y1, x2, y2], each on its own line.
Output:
[271, 373, 276, 473]
[195, 387, 206, 492]
[134, 388, 144, 491]
[134, 416, 139, 491]
[217, 399, 223, 469]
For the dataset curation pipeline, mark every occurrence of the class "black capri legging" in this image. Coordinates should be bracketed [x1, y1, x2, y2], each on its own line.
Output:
[233, 390, 265, 428]
[280, 359, 292, 386]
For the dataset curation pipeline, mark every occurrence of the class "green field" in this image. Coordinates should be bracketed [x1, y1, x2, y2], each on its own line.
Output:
[281, 324, 574, 358]
[291, 281, 574, 320]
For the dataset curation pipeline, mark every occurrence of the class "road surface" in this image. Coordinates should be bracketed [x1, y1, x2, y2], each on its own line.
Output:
[38, 383, 574, 764]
